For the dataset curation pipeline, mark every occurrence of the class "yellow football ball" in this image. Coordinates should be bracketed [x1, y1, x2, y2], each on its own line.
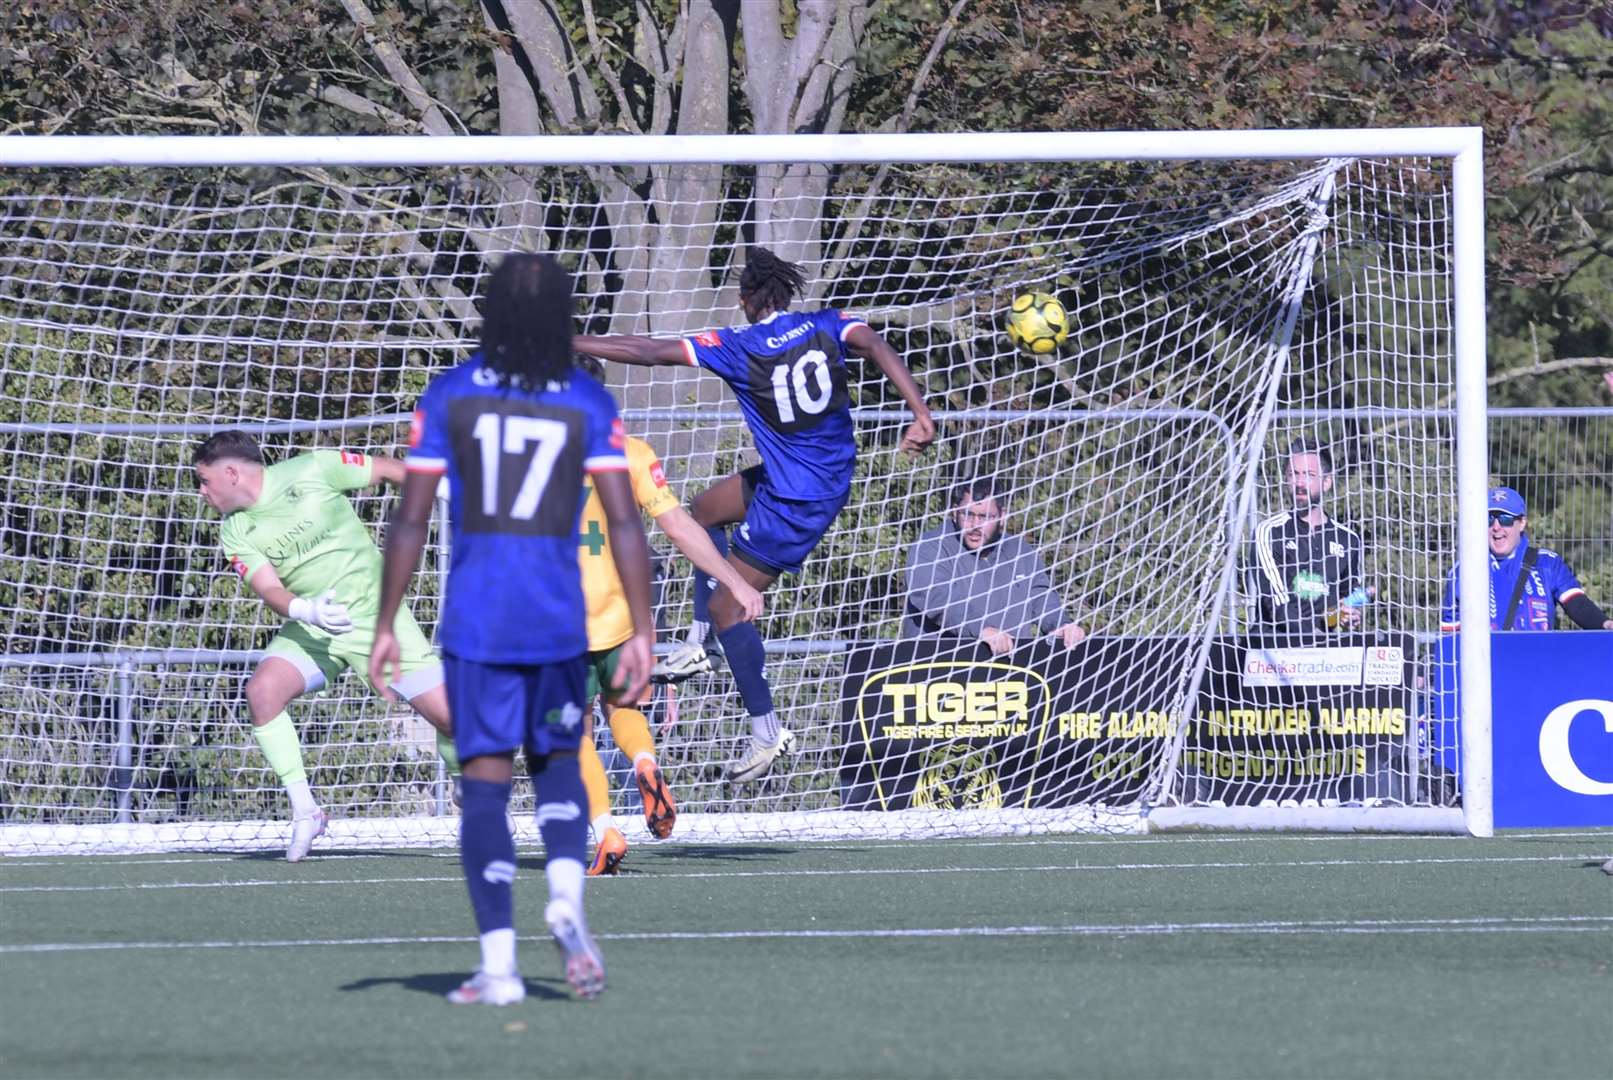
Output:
[1006, 292, 1070, 355]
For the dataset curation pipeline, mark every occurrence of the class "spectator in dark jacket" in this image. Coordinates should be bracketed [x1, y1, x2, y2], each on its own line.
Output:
[903, 476, 1086, 655]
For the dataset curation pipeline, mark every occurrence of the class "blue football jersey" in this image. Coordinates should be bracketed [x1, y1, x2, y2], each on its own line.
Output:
[1439, 536, 1586, 631]
[681, 308, 865, 499]
[406, 355, 628, 663]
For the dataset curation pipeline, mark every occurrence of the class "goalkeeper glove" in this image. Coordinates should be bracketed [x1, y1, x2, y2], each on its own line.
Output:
[288, 589, 353, 635]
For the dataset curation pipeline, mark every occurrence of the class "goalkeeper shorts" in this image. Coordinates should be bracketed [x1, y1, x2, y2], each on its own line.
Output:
[266, 606, 443, 701]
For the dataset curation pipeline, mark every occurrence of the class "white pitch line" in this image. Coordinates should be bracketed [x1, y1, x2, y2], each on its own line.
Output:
[4, 915, 1609, 955]
[11, 829, 1610, 867]
[3, 853, 1609, 894]
[0, 854, 389, 869]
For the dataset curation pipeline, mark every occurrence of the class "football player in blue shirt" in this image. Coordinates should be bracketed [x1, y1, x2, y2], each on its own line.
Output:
[575, 248, 934, 781]
[1439, 486, 1612, 631]
[372, 253, 655, 1006]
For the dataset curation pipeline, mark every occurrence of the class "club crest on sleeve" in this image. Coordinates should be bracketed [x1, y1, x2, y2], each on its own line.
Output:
[694, 330, 722, 347]
[340, 450, 366, 466]
[408, 410, 425, 449]
[609, 418, 625, 449]
[229, 556, 248, 578]
[649, 461, 668, 487]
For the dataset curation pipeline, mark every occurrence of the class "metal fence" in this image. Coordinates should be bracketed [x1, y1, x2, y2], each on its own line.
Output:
[2, 406, 1608, 823]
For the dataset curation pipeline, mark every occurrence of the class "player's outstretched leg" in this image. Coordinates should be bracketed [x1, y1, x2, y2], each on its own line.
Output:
[448, 772, 525, 1006]
[533, 751, 604, 998]
[609, 705, 677, 839]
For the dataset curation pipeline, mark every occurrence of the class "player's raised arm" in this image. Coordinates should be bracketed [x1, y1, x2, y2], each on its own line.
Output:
[843, 322, 934, 457]
[574, 334, 691, 367]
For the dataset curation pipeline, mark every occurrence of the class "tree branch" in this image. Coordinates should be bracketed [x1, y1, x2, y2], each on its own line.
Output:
[338, 0, 460, 135]
[580, 0, 639, 132]
[314, 83, 413, 130]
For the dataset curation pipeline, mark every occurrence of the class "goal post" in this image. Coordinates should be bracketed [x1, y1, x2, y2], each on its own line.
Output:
[0, 129, 1489, 854]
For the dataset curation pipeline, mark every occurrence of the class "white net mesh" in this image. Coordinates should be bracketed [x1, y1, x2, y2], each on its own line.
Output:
[0, 150, 1468, 853]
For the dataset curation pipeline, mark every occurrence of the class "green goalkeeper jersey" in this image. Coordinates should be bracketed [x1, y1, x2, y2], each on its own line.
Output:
[219, 450, 383, 616]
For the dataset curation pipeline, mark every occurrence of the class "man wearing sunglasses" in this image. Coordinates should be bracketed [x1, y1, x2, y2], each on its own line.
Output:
[1439, 487, 1613, 632]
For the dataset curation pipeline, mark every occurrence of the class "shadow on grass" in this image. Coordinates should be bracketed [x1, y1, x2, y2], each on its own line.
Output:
[230, 848, 446, 862]
[339, 972, 570, 1001]
[510, 844, 815, 872]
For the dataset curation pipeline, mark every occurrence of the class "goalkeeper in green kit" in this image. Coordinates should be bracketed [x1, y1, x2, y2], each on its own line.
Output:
[194, 430, 458, 861]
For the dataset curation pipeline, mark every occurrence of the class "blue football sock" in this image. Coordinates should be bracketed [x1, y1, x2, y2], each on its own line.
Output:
[716, 620, 774, 720]
[458, 778, 516, 935]
[532, 754, 589, 874]
[691, 526, 728, 634]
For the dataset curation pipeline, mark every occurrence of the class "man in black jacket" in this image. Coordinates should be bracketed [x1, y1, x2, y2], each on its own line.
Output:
[1244, 438, 1364, 641]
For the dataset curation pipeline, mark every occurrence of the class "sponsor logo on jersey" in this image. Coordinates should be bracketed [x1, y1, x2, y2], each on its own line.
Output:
[1291, 570, 1327, 602]
[284, 485, 304, 503]
[408, 410, 425, 448]
[694, 330, 722, 348]
[341, 450, 366, 466]
[649, 460, 668, 487]
[609, 417, 625, 449]
[1328, 541, 1345, 558]
[764, 321, 817, 350]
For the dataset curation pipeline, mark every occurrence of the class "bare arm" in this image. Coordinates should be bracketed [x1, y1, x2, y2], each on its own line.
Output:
[368, 454, 407, 488]
[596, 470, 656, 702]
[246, 563, 298, 619]
[369, 469, 437, 698]
[844, 323, 934, 457]
[574, 334, 691, 368]
[654, 504, 763, 622]
[376, 470, 437, 636]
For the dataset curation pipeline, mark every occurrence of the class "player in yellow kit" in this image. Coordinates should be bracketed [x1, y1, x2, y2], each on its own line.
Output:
[574, 357, 763, 874]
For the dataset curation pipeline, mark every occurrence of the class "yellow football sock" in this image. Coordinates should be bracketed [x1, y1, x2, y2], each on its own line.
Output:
[252, 712, 307, 785]
[608, 706, 656, 763]
[579, 735, 612, 823]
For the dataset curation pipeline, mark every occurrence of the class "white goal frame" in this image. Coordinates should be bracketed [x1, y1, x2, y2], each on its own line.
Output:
[0, 128, 1493, 844]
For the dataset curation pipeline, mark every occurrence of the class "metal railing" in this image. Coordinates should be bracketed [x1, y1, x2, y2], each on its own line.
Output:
[2, 406, 1607, 823]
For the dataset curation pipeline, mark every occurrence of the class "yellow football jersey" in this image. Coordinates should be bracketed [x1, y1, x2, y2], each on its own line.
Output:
[580, 435, 680, 650]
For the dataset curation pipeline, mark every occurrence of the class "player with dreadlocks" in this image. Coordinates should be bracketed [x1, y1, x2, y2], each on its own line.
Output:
[375, 252, 654, 1003]
[574, 247, 934, 782]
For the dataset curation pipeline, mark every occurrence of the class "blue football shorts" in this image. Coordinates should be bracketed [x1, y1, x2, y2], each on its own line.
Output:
[443, 653, 588, 761]
[731, 464, 850, 577]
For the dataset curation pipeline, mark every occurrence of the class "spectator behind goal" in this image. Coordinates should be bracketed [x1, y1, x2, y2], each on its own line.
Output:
[1439, 486, 1613, 631]
[903, 475, 1087, 655]
[1243, 437, 1365, 642]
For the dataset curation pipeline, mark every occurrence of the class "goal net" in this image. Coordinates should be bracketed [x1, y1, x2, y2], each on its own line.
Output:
[0, 133, 1484, 854]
